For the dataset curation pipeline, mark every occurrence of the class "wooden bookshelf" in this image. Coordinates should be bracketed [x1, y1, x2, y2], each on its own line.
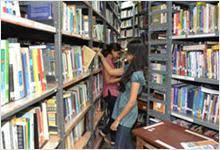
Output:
[74, 131, 92, 149]
[1, 13, 56, 33]
[63, 72, 91, 88]
[1, 84, 58, 120]
[65, 102, 92, 137]
[93, 111, 104, 129]
[42, 135, 60, 150]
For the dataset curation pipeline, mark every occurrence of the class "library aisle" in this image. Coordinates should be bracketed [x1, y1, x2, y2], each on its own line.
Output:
[1, 1, 219, 149]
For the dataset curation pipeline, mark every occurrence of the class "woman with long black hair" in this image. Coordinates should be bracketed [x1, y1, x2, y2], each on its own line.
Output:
[97, 39, 147, 148]
[99, 43, 121, 144]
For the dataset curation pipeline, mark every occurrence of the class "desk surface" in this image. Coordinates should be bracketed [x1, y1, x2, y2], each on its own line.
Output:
[132, 121, 215, 149]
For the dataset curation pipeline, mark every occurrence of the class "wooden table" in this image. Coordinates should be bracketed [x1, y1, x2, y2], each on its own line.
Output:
[132, 121, 216, 149]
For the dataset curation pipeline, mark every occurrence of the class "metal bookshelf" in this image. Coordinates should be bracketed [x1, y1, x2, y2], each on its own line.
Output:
[147, 1, 172, 124]
[1, 1, 121, 149]
[170, 1, 219, 132]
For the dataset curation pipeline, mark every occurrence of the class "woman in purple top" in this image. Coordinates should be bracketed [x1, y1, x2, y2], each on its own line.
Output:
[99, 43, 122, 144]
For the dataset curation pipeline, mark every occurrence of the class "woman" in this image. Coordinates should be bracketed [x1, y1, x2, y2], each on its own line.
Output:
[97, 39, 147, 148]
[99, 43, 121, 144]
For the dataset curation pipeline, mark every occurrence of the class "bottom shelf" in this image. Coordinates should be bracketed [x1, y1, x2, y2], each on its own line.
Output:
[42, 135, 60, 149]
[74, 131, 92, 149]
[171, 111, 219, 131]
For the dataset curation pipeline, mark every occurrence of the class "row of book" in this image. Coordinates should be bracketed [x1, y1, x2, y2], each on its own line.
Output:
[173, 2, 219, 36]
[171, 84, 219, 125]
[62, 45, 98, 82]
[65, 118, 86, 149]
[63, 83, 89, 125]
[120, 29, 133, 38]
[172, 43, 219, 80]
[92, 73, 103, 99]
[121, 9, 133, 18]
[91, 1, 104, 15]
[139, 1, 148, 12]
[173, 119, 219, 142]
[121, 19, 132, 28]
[139, 15, 148, 28]
[1, 0, 20, 16]
[62, 3, 89, 37]
[151, 3, 167, 25]
[93, 24, 104, 42]
[1, 40, 55, 106]
[149, 89, 166, 114]
[1, 98, 57, 149]
[106, 29, 117, 44]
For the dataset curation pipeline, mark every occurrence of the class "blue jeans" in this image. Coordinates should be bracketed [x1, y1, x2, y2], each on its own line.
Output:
[114, 125, 134, 149]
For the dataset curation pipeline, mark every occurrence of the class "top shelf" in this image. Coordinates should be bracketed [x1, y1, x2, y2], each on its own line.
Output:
[1, 13, 56, 33]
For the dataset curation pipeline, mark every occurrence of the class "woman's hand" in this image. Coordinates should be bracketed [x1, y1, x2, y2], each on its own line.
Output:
[110, 119, 120, 131]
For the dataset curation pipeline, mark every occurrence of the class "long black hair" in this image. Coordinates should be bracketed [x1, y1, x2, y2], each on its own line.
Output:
[101, 43, 121, 57]
[119, 39, 148, 92]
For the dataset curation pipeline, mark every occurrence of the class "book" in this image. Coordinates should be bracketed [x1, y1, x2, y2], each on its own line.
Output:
[82, 46, 96, 72]
[0, 40, 9, 105]
[181, 140, 218, 150]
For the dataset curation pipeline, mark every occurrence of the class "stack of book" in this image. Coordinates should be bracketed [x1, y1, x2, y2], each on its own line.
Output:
[63, 83, 89, 125]
[1, 40, 55, 106]
[171, 84, 219, 125]
[172, 43, 219, 80]
[173, 2, 219, 36]
[1, 0, 20, 16]
[1, 98, 56, 149]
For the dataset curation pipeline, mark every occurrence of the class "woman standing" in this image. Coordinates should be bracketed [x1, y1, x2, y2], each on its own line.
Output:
[99, 43, 121, 144]
[97, 39, 147, 148]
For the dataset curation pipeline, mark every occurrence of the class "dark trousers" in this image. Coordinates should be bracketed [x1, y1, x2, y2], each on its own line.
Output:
[102, 92, 116, 141]
[114, 125, 134, 149]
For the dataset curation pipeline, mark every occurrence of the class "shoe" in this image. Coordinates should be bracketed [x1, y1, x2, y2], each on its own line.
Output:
[103, 134, 115, 145]
[99, 129, 107, 137]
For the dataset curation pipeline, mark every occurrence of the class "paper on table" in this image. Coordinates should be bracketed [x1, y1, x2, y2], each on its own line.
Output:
[82, 46, 97, 72]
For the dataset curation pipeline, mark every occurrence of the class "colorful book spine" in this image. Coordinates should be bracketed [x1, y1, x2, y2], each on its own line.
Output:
[173, 2, 219, 36]
[171, 84, 219, 125]
[0, 40, 9, 105]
